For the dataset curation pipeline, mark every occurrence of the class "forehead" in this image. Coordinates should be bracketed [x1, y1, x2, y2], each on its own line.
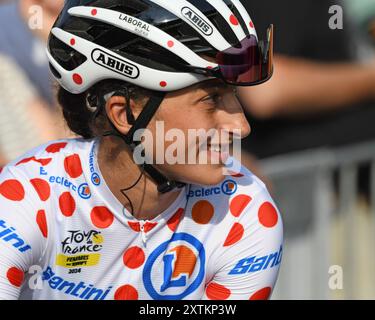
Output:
[166, 79, 230, 100]
[191, 79, 229, 92]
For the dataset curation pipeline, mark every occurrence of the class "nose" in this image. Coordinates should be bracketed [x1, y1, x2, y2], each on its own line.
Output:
[216, 95, 251, 140]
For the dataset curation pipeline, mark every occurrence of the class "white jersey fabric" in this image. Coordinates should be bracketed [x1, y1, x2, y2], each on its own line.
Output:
[0, 138, 283, 300]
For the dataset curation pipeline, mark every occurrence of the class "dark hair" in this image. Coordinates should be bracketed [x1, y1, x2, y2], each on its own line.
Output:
[57, 80, 151, 139]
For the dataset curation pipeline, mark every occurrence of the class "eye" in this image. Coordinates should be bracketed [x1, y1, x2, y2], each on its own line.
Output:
[201, 93, 221, 104]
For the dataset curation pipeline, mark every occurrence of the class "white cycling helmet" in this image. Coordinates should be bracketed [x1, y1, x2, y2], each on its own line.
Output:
[47, 0, 274, 194]
[47, 0, 273, 94]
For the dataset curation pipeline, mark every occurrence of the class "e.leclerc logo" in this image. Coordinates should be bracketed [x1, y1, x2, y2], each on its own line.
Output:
[188, 179, 238, 198]
[78, 183, 91, 199]
[48, 177, 92, 200]
[91, 173, 101, 186]
[143, 233, 205, 300]
[89, 142, 101, 186]
[221, 179, 237, 195]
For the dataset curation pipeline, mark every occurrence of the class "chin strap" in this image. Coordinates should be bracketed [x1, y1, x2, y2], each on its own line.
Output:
[102, 89, 185, 194]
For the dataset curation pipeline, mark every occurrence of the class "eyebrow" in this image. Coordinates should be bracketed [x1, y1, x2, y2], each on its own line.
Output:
[195, 80, 228, 91]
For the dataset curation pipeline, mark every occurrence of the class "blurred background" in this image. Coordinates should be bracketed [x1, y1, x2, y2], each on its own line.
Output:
[1, 0, 375, 299]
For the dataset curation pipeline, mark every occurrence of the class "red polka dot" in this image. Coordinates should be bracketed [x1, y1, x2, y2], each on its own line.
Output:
[59, 192, 76, 217]
[39, 158, 52, 166]
[144, 222, 157, 233]
[206, 282, 231, 300]
[127, 222, 157, 233]
[70, 38, 76, 46]
[6, 267, 24, 287]
[223, 223, 244, 247]
[230, 194, 252, 217]
[192, 200, 214, 225]
[258, 202, 278, 228]
[64, 154, 83, 178]
[0, 180, 25, 201]
[123, 247, 145, 269]
[250, 287, 272, 300]
[91, 9, 97, 16]
[228, 171, 244, 178]
[167, 40, 174, 48]
[72, 74, 83, 85]
[167, 208, 184, 232]
[17, 157, 52, 167]
[128, 221, 140, 232]
[30, 179, 50, 202]
[114, 285, 138, 300]
[46, 142, 67, 153]
[91, 206, 114, 229]
[207, 66, 214, 69]
[36, 210, 48, 238]
[230, 14, 239, 26]
[16, 157, 35, 166]
[249, 21, 255, 28]
[159, 81, 167, 88]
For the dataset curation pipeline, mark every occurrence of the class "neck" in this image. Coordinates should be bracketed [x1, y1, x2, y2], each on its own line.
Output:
[97, 136, 182, 221]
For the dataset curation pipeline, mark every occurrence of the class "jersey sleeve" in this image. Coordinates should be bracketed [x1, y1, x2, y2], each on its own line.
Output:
[0, 165, 49, 300]
[203, 187, 283, 300]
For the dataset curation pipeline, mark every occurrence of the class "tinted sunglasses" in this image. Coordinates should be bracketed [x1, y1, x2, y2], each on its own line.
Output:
[190, 24, 274, 86]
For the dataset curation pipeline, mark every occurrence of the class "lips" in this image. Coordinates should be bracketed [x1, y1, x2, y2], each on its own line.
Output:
[206, 144, 231, 164]
[207, 143, 231, 152]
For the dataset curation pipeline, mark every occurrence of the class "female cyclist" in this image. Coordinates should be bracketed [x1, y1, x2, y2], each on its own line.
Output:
[0, 0, 283, 300]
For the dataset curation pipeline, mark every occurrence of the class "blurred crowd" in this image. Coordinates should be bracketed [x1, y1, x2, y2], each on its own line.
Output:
[239, 0, 375, 170]
[0, 0, 70, 169]
[1, 0, 375, 170]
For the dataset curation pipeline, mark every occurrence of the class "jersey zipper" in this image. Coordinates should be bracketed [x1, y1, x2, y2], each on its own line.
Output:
[140, 221, 147, 246]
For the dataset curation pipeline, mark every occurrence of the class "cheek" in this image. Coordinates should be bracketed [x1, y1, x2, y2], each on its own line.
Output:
[145, 105, 218, 164]
[157, 100, 216, 130]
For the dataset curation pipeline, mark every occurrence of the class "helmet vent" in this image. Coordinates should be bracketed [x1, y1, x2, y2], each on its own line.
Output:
[49, 62, 62, 79]
[184, 0, 239, 46]
[88, 0, 149, 16]
[224, 0, 250, 37]
[49, 34, 88, 71]
[161, 20, 216, 56]
[86, 23, 112, 40]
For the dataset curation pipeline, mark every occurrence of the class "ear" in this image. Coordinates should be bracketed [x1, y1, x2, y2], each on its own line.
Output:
[105, 95, 139, 135]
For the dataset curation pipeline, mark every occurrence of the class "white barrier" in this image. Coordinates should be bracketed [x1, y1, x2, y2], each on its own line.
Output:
[260, 141, 375, 299]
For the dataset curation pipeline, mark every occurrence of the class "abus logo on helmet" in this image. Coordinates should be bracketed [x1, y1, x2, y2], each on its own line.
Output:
[91, 49, 140, 79]
[181, 7, 213, 36]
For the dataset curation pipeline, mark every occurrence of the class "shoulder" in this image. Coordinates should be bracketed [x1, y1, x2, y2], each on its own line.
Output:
[187, 160, 283, 250]
[6, 138, 93, 164]
[0, 138, 95, 226]
[2, 138, 95, 180]
[189, 162, 283, 277]
[188, 161, 274, 222]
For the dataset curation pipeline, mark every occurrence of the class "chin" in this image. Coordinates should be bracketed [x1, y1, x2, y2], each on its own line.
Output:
[179, 165, 227, 186]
